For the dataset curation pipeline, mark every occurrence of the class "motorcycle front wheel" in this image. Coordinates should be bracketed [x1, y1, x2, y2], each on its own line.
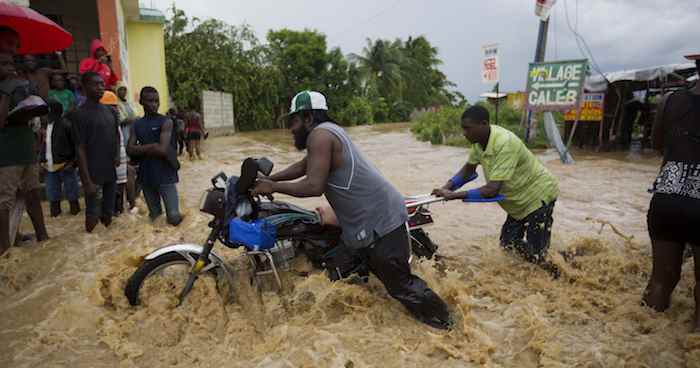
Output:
[124, 251, 221, 306]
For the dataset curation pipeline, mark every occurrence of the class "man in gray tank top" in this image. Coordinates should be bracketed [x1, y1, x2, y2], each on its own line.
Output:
[253, 91, 451, 329]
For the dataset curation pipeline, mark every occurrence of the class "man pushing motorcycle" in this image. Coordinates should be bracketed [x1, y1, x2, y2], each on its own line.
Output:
[252, 90, 452, 330]
[431, 105, 560, 277]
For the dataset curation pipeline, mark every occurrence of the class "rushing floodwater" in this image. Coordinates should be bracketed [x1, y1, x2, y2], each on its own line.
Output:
[1, 123, 697, 367]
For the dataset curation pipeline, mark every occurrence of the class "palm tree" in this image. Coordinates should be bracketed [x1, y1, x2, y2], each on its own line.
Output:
[400, 36, 445, 109]
[349, 38, 405, 100]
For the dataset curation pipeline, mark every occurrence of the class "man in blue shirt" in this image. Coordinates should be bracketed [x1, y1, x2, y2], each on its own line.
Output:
[126, 87, 182, 226]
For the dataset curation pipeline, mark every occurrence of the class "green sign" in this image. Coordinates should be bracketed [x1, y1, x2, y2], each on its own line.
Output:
[526, 59, 588, 111]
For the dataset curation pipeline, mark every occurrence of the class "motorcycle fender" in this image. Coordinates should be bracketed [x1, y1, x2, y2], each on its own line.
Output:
[144, 243, 236, 300]
[145, 243, 225, 264]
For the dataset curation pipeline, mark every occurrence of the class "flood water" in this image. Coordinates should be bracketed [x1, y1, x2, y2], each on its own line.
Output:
[2, 123, 698, 367]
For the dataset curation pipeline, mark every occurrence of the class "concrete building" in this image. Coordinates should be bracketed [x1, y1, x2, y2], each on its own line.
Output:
[9, 0, 169, 114]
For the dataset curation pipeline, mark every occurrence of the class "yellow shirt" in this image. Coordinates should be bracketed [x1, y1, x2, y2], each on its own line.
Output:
[468, 125, 559, 220]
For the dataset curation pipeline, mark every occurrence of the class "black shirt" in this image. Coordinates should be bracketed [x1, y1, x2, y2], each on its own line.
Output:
[133, 114, 179, 186]
[72, 102, 119, 184]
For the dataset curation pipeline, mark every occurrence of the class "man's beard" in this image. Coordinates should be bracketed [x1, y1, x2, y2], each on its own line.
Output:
[293, 125, 311, 150]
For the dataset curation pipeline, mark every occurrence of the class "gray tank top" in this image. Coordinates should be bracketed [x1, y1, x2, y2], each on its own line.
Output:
[316, 122, 408, 249]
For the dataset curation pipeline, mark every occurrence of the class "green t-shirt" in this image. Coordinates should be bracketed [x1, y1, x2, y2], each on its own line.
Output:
[48, 89, 75, 115]
[468, 125, 559, 220]
[0, 124, 36, 167]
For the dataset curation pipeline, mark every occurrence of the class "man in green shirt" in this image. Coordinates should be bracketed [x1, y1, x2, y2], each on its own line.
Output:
[432, 105, 559, 276]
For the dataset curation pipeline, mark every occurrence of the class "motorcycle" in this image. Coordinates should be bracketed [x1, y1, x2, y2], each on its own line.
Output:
[124, 157, 446, 307]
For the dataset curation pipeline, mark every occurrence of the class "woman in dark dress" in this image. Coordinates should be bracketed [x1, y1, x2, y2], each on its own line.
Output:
[643, 54, 700, 331]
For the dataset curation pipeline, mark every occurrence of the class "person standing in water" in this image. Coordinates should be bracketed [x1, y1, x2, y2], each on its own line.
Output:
[72, 72, 120, 232]
[127, 87, 182, 226]
[253, 91, 452, 330]
[0, 51, 49, 254]
[99, 90, 129, 215]
[185, 111, 205, 160]
[643, 54, 700, 330]
[432, 105, 560, 277]
[43, 100, 80, 217]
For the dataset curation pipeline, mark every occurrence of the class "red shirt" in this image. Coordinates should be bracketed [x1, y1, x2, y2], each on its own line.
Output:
[79, 39, 119, 90]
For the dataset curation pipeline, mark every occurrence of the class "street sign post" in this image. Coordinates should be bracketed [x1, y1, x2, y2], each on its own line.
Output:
[481, 44, 499, 84]
[526, 59, 588, 112]
[481, 43, 500, 124]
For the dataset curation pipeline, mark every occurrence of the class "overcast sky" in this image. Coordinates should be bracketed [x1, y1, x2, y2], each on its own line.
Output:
[143, 0, 699, 102]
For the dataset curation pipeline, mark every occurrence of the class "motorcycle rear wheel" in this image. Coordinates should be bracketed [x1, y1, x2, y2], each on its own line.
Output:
[124, 251, 220, 306]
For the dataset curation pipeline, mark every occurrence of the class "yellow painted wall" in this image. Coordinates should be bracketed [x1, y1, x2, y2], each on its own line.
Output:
[125, 21, 169, 115]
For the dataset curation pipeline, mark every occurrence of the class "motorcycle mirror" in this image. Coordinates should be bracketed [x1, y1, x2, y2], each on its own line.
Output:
[256, 157, 274, 177]
[211, 172, 228, 189]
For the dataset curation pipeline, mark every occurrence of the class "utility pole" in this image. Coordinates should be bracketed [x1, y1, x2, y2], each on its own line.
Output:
[525, 19, 549, 144]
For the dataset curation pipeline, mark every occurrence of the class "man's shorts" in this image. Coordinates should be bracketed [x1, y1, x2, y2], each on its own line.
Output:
[0, 164, 40, 210]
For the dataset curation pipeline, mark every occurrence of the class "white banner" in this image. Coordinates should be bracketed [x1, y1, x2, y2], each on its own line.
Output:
[535, 0, 557, 20]
[481, 44, 499, 84]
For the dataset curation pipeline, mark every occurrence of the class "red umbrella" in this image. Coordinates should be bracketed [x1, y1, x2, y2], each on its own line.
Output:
[0, 0, 73, 54]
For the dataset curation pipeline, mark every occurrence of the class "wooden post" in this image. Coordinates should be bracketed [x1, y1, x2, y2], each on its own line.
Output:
[567, 97, 583, 149]
[609, 87, 622, 145]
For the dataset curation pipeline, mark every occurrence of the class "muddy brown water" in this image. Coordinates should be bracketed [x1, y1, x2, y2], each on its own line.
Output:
[2, 123, 698, 367]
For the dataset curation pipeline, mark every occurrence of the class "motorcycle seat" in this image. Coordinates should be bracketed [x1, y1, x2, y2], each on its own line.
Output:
[260, 201, 318, 218]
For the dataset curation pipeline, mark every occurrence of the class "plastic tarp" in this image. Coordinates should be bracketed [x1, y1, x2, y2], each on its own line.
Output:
[584, 63, 696, 92]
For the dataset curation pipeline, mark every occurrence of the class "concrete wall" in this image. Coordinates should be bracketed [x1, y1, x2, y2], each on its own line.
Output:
[202, 90, 235, 132]
[125, 21, 169, 114]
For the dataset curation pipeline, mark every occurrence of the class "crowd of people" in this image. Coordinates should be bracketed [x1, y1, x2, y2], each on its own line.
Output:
[0, 25, 209, 256]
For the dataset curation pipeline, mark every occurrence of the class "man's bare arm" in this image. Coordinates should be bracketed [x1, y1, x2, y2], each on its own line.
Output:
[77, 144, 96, 193]
[269, 130, 332, 198]
[126, 123, 138, 157]
[152, 119, 174, 158]
[441, 163, 477, 190]
[127, 119, 173, 159]
[268, 157, 308, 182]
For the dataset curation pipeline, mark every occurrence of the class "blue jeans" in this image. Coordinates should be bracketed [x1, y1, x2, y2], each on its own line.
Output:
[141, 183, 182, 225]
[85, 181, 117, 220]
[45, 167, 80, 202]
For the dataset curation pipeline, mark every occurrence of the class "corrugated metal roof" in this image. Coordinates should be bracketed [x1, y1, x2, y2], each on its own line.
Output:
[139, 7, 165, 23]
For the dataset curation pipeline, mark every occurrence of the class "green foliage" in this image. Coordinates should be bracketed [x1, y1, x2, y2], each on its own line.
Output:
[337, 96, 374, 126]
[410, 106, 464, 145]
[164, 6, 282, 131]
[164, 6, 458, 131]
[411, 103, 553, 149]
[351, 36, 458, 122]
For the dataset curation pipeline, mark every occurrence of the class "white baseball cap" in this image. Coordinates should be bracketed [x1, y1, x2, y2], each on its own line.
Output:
[289, 90, 328, 115]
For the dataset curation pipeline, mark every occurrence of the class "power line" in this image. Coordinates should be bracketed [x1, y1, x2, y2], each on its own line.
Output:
[563, 0, 606, 78]
[552, 2, 558, 60]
